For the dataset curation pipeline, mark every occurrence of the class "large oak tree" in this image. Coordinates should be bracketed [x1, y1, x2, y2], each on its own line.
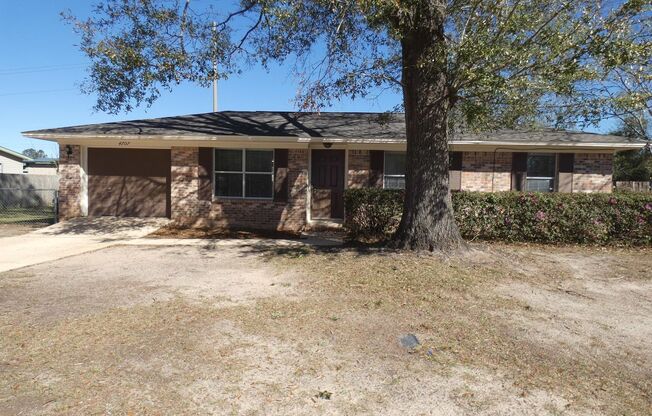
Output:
[65, 0, 651, 250]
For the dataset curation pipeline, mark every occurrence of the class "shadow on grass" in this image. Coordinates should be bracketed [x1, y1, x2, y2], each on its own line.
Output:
[227, 238, 397, 262]
[148, 225, 303, 240]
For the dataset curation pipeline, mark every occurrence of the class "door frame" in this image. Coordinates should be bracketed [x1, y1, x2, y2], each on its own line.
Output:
[307, 146, 348, 223]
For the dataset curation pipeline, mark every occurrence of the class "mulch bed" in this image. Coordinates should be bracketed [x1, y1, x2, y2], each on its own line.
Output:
[147, 225, 302, 240]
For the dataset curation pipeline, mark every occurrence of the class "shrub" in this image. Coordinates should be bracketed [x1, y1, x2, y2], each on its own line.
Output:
[343, 188, 404, 241]
[344, 189, 652, 246]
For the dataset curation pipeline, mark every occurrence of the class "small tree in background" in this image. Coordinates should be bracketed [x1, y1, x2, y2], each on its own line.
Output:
[65, 0, 651, 251]
[612, 115, 651, 181]
[22, 148, 48, 159]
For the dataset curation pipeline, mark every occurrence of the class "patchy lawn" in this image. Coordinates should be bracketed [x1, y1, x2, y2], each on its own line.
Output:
[0, 242, 650, 415]
[0, 223, 43, 237]
[0, 207, 55, 225]
[148, 224, 302, 240]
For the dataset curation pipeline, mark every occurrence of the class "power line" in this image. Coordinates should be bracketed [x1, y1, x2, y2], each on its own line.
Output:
[0, 64, 86, 76]
[0, 63, 85, 72]
[0, 88, 78, 97]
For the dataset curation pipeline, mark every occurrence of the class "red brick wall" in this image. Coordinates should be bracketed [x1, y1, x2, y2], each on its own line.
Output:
[170, 147, 208, 220]
[347, 150, 370, 188]
[171, 147, 308, 231]
[572, 153, 613, 193]
[58, 144, 82, 220]
[461, 152, 512, 192]
[56, 147, 616, 226]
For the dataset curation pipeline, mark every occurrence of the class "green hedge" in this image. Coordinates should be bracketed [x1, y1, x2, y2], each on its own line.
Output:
[344, 188, 652, 245]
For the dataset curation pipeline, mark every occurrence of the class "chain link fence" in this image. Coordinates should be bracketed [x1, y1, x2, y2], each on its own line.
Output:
[0, 188, 58, 226]
[614, 181, 652, 192]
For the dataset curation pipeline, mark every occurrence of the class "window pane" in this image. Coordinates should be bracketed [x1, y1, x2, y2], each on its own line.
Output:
[527, 154, 555, 178]
[245, 173, 273, 198]
[215, 173, 243, 197]
[384, 176, 405, 190]
[245, 150, 273, 172]
[526, 178, 554, 192]
[385, 152, 406, 176]
[215, 149, 242, 172]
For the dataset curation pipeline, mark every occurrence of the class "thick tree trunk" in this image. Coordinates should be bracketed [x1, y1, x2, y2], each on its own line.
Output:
[393, 23, 464, 252]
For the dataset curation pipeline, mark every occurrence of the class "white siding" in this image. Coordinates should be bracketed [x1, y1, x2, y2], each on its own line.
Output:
[0, 154, 25, 174]
[24, 166, 58, 175]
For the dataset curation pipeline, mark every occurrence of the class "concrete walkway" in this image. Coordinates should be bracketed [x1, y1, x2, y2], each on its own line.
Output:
[0, 217, 346, 273]
[0, 217, 169, 273]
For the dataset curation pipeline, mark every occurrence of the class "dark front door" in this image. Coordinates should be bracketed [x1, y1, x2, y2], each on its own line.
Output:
[311, 149, 345, 219]
[88, 148, 171, 218]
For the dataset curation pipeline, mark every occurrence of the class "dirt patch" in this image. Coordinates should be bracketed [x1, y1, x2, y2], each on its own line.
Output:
[496, 247, 652, 354]
[148, 225, 302, 240]
[242, 243, 652, 415]
[1, 243, 650, 415]
[0, 223, 43, 238]
[0, 244, 298, 325]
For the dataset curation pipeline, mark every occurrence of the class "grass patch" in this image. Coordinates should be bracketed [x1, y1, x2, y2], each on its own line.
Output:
[0, 207, 54, 224]
[147, 224, 301, 240]
[223, 245, 652, 415]
[2, 243, 650, 414]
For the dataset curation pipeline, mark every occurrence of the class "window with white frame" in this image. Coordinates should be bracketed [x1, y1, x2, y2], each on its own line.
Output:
[214, 149, 274, 198]
[384, 151, 406, 189]
[526, 153, 556, 192]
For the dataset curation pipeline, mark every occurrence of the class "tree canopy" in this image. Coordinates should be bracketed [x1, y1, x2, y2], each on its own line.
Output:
[22, 148, 48, 159]
[66, 0, 650, 130]
[612, 115, 651, 181]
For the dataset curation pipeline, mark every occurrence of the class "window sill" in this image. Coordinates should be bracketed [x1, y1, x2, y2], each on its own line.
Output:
[213, 196, 275, 202]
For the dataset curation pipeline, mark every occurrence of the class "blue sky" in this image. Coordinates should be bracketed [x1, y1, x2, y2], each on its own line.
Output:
[0, 1, 400, 157]
[0, 1, 612, 158]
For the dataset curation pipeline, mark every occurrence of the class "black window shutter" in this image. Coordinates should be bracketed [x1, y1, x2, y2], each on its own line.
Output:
[198, 148, 213, 201]
[369, 150, 384, 187]
[274, 149, 289, 202]
[511, 152, 528, 191]
[512, 152, 528, 172]
[558, 153, 574, 173]
[449, 151, 463, 171]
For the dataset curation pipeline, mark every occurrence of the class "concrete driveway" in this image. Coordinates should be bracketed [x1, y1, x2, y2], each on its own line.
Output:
[0, 217, 169, 273]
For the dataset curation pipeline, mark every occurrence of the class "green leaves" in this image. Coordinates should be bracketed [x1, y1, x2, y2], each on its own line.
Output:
[344, 188, 652, 245]
[66, 0, 650, 127]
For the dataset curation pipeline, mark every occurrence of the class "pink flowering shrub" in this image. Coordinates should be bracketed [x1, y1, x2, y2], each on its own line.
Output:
[344, 189, 652, 245]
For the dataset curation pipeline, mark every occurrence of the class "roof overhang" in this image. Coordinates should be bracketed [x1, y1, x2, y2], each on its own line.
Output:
[0, 147, 32, 161]
[22, 132, 646, 152]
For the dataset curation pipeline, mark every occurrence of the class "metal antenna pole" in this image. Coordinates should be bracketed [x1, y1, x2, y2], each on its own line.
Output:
[212, 21, 218, 112]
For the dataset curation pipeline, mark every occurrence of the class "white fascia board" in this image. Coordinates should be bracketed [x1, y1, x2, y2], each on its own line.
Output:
[449, 140, 646, 150]
[21, 132, 646, 151]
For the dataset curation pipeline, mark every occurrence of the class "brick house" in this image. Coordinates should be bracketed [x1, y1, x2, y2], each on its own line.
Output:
[23, 111, 646, 231]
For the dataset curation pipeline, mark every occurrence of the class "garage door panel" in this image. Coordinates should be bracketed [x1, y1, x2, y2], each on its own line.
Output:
[88, 148, 170, 177]
[89, 175, 168, 217]
[87, 149, 171, 218]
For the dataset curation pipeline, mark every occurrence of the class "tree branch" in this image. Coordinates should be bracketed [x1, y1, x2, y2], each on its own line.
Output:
[179, 0, 191, 54]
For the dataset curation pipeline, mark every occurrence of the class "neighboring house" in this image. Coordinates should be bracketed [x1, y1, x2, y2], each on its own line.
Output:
[0, 145, 30, 175]
[22, 111, 647, 230]
[23, 158, 59, 175]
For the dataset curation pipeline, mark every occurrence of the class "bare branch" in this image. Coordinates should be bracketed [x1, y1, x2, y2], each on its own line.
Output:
[179, 0, 191, 54]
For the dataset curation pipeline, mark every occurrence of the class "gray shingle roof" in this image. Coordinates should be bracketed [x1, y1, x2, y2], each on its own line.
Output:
[24, 111, 405, 139]
[22, 110, 647, 145]
[0, 145, 31, 161]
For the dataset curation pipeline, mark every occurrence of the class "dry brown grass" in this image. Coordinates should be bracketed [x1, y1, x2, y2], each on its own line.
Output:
[1, 242, 651, 415]
[148, 224, 301, 240]
[231, 243, 652, 415]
